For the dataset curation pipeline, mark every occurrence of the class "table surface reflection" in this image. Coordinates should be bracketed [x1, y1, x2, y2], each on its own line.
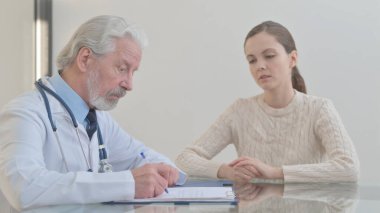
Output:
[18, 182, 380, 213]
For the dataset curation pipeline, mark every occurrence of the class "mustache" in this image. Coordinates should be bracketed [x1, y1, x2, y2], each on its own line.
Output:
[107, 87, 126, 98]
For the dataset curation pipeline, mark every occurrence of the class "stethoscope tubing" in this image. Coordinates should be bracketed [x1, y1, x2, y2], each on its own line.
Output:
[35, 79, 109, 172]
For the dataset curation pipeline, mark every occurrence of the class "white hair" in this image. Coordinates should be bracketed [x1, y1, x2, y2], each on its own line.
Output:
[56, 15, 148, 70]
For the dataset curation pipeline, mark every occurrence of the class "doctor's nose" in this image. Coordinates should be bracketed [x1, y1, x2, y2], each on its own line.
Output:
[120, 76, 133, 91]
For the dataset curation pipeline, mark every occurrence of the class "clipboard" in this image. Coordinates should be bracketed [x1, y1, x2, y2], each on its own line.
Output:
[179, 179, 233, 187]
[107, 187, 237, 205]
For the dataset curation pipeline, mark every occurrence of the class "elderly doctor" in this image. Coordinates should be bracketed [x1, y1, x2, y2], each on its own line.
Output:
[0, 15, 186, 211]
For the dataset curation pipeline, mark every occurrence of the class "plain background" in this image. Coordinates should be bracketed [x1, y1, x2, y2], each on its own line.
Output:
[1, 0, 379, 186]
[0, 0, 34, 107]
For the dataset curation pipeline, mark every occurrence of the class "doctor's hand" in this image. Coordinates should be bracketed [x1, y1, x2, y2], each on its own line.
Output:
[131, 163, 179, 198]
[229, 156, 284, 180]
[156, 163, 179, 186]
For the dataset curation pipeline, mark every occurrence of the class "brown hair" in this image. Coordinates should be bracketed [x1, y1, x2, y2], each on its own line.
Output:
[244, 21, 307, 94]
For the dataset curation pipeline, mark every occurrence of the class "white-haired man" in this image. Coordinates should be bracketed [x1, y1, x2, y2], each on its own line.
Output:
[0, 15, 186, 211]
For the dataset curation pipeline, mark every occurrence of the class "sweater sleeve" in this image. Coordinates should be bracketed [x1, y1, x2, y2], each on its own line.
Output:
[175, 101, 240, 178]
[282, 99, 360, 183]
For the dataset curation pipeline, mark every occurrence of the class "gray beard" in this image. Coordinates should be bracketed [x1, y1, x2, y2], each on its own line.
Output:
[86, 71, 122, 111]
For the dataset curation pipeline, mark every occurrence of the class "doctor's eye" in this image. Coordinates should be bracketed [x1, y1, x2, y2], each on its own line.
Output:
[118, 66, 128, 73]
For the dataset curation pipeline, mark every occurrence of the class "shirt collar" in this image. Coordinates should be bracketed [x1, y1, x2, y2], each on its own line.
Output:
[48, 74, 90, 126]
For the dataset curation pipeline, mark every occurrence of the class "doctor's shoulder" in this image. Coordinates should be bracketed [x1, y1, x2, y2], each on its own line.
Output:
[0, 90, 48, 124]
[1, 90, 44, 113]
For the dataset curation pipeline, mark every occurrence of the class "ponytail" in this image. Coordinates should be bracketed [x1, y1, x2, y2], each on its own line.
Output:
[292, 66, 307, 94]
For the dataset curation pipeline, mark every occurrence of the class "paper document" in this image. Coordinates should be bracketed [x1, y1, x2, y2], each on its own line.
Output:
[112, 187, 236, 204]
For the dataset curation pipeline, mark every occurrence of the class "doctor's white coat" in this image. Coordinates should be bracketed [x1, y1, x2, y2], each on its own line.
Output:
[0, 80, 185, 212]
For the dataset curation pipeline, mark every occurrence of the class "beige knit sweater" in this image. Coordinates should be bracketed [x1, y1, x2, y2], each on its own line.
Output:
[175, 91, 360, 183]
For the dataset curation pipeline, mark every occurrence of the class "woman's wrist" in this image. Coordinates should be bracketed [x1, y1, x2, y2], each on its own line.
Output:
[217, 164, 233, 180]
[273, 167, 284, 179]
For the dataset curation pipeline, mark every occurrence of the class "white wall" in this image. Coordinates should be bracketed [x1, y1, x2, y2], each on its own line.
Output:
[52, 0, 380, 184]
[0, 0, 34, 107]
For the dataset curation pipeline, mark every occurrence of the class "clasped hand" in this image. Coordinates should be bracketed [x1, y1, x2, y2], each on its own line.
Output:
[218, 156, 284, 182]
[131, 163, 179, 198]
[234, 182, 284, 204]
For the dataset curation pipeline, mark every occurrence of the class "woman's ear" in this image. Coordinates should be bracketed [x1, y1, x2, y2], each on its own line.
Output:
[76, 47, 92, 73]
[289, 50, 298, 68]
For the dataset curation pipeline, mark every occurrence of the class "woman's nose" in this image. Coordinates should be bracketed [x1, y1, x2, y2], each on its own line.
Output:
[256, 61, 266, 71]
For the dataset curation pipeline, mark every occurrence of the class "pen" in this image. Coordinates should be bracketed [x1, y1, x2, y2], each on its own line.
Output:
[140, 152, 169, 194]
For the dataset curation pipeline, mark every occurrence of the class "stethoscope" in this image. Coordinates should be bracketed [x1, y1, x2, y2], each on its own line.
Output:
[35, 79, 112, 173]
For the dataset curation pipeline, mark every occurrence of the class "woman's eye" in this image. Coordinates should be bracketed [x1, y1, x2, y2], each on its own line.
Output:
[265, 54, 275, 59]
[248, 59, 257, 64]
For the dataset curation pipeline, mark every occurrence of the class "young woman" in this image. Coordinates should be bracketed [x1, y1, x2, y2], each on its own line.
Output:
[175, 21, 359, 183]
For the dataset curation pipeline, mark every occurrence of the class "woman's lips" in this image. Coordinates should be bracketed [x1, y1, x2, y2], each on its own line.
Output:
[259, 75, 271, 80]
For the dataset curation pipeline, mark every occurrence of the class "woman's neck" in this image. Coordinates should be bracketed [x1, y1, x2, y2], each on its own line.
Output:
[263, 87, 295, 109]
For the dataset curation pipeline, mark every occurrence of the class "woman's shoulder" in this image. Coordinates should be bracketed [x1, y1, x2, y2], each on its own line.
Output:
[297, 91, 333, 107]
[231, 94, 261, 108]
[221, 95, 262, 117]
[295, 92, 341, 119]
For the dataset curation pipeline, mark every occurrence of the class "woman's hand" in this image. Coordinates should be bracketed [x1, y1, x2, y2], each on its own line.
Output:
[229, 156, 284, 180]
[217, 159, 261, 182]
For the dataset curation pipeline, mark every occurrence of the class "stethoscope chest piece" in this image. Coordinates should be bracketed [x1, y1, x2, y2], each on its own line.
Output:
[99, 159, 113, 173]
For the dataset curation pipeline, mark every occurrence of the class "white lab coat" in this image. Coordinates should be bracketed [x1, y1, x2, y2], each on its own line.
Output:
[0, 79, 186, 212]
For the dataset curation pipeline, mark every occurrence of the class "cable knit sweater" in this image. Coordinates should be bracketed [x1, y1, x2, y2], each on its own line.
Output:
[175, 91, 360, 183]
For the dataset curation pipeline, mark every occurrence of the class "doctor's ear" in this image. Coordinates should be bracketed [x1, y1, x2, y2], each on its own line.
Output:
[76, 47, 93, 73]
